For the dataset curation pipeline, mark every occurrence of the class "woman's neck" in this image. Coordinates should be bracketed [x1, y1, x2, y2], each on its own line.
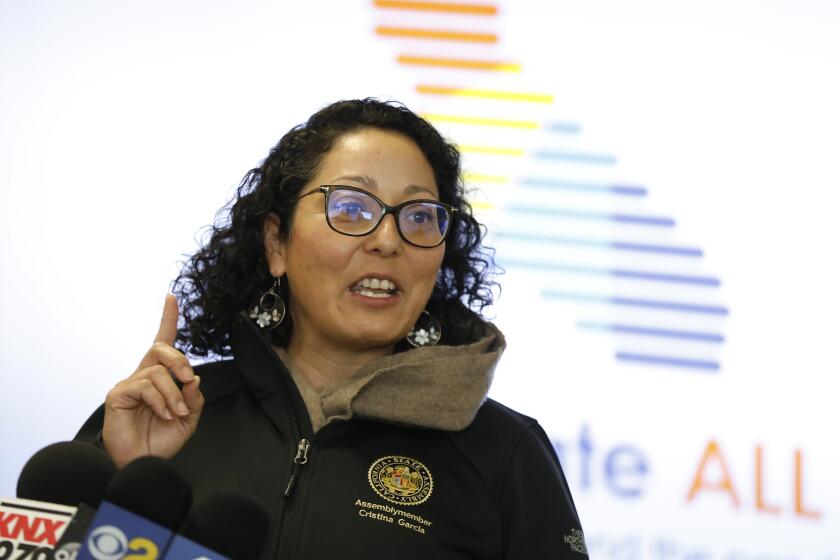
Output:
[285, 333, 395, 393]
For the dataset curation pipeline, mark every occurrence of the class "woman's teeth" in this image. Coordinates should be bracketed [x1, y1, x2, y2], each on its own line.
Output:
[356, 289, 392, 298]
[352, 277, 397, 297]
[360, 278, 395, 290]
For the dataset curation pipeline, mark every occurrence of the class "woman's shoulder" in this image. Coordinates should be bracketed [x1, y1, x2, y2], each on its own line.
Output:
[446, 399, 553, 487]
[474, 398, 538, 430]
[192, 358, 244, 403]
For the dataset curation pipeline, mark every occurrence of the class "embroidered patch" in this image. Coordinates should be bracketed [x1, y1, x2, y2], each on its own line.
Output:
[368, 455, 433, 506]
[563, 528, 588, 555]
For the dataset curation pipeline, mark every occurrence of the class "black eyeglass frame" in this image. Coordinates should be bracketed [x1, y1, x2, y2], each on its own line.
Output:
[297, 185, 458, 248]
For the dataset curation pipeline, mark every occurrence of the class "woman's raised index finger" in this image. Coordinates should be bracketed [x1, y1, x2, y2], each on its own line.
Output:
[155, 294, 180, 345]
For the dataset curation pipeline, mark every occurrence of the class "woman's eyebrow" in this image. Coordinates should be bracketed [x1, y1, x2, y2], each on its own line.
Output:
[332, 175, 378, 189]
[330, 176, 437, 198]
[405, 184, 438, 198]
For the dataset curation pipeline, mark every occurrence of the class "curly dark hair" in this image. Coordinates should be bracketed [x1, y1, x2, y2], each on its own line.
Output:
[172, 98, 499, 357]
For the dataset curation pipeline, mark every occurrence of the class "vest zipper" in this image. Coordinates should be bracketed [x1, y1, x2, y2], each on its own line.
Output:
[283, 438, 311, 498]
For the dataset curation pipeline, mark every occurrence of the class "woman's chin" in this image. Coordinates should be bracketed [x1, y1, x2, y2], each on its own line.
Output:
[338, 324, 407, 353]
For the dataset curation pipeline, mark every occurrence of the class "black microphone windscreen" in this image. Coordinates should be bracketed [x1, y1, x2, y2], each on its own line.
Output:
[16, 441, 117, 507]
[182, 492, 270, 560]
[106, 455, 192, 531]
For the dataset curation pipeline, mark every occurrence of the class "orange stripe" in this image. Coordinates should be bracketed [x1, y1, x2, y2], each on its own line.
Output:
[398, 55, 519, 72]
[373, 0, 497, 15]
[376, 26, 497, 43]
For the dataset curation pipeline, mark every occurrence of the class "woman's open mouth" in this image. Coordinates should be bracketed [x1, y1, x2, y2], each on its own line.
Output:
[350, 277, 399, 299]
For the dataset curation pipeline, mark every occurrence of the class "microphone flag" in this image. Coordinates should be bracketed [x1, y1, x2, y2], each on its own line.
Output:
[163, 534, 230, 560]
[77, 501, 172, 560]
[0, 497, 76, 557]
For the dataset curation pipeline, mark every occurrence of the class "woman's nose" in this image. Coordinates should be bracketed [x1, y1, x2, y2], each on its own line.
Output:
[364, 213, 403, 256]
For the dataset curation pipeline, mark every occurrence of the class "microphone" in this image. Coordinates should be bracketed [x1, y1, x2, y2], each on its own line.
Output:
[17, 441, 117, 508]
[5, 441, 117, 556]
[78, 456, 192, 560]
[165, 492, 271, 560]
[105, 456, 192, 532]
[52, 502, 97, 560]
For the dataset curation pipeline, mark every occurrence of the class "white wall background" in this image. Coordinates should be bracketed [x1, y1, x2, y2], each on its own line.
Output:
[2, 1, 838, 557]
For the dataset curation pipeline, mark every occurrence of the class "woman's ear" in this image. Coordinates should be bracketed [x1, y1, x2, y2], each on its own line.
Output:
[263, 213, 287, 277]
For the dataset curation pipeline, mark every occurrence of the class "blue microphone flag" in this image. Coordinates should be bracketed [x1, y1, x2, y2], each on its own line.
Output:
[77, 501, 172, 560]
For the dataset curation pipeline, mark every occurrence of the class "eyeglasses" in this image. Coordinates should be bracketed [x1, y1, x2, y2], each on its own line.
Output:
[297, 185, 457, 248]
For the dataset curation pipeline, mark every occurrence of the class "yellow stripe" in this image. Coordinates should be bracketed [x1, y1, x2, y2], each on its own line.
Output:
[398, 55, 520, 72]
[468, 200, 496, 211]
[423, 114, 537, 129]
[417, 85, 553, 103]
[463, 172, 509, 184]
[458, 145, 525, 156]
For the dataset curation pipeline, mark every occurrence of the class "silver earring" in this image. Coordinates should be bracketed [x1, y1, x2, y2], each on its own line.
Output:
[406, 311, 442, 347]
[249, 278, 286, 330]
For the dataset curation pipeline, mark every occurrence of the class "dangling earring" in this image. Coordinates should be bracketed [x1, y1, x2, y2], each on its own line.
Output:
[406, 311, 442, 347]
[249, 278, 286, 330]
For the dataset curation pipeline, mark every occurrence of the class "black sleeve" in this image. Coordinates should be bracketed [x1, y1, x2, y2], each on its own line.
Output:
[74, 404, 106, 449]
[72, 361, 241, 449]
[500, 423, 589, 559]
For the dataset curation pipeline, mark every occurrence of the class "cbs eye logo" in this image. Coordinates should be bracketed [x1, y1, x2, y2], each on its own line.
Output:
[87, 525, 159, 560]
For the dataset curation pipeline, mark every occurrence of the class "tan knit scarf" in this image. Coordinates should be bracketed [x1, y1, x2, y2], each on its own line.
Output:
[278, 323, 506, 432]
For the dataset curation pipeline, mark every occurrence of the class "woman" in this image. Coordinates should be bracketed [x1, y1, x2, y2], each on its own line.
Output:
[77, 99, 588, 559]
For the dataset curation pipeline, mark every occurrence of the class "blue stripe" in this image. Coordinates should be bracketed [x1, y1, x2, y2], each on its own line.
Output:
[613, 241, 703, 257]
[520, 178, 647, 197]
[497, 232, 609, 247]
[578, 321, 724, 342]
[507, 206, 675, 227]
[613, 269, 719, 286]
[616, 352, 721, 371]
[613, 185, 648, 196]
[500, 260, 719, 286]
[532, 150, 617, 165]
[542, 291, 730, 315]
[546, 122, 581, 134]
[612, 213, 675, 226]
[496, 232, 703, 257]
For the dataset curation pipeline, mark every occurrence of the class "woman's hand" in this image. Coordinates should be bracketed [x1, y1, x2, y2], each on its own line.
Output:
[102, 294, 204, 468]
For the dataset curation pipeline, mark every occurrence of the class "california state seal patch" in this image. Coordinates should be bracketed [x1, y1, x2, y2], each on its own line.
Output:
[368, 455, 433, 506]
